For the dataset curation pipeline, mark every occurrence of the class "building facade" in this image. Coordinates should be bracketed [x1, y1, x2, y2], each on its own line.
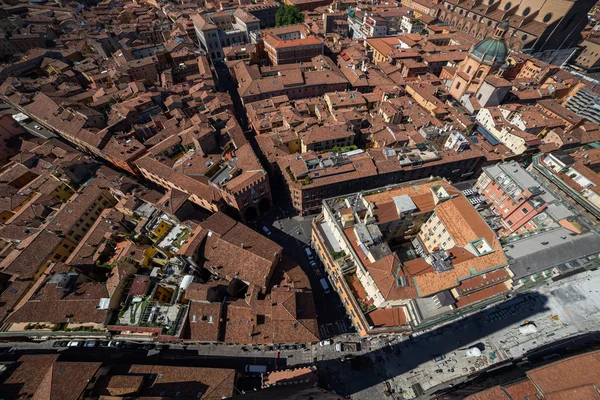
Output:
[192, 9, 261, 61]
[437, 0, 595, 53]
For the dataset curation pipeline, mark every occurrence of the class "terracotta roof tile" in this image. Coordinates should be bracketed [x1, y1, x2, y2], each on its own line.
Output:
[188, 301, 222, 342]
[527, 350, 600, 396]
[126, 364, 235, 399]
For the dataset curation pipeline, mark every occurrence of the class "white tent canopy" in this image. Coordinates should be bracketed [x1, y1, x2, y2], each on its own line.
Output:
[519, 323, 538, 335]
[465, 347, 482, 357]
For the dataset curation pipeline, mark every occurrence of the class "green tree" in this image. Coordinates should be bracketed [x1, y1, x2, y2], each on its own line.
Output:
[276, 4, 304, 27]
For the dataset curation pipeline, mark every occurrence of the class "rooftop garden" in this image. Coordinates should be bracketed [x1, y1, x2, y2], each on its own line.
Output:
[345, 275, 374, 314]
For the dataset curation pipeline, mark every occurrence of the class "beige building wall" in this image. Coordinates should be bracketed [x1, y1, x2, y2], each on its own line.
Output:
[418, 213, 456, 252]
[575, 39, 600, 70]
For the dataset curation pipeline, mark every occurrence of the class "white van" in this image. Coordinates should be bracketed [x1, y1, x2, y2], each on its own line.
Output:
[304, 247, 313, 260]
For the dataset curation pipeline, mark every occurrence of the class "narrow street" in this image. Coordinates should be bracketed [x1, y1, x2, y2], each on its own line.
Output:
[212, 59, 354, 338]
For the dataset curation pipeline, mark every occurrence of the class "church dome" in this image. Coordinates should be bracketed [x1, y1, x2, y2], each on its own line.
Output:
[470, 36, 508, 65]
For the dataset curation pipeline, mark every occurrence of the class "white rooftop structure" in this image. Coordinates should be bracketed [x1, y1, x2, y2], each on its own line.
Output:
[393, 194, 417, 215]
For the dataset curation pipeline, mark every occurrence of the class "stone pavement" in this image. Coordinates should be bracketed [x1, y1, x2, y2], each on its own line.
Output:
[316, 268, 600, 399]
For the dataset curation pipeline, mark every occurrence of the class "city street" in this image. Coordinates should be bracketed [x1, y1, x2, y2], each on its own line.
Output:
[214, 57, 353, 338]
[0, 3, 598, 400]
[312, 268, 600, 399]
[5, 268, 600, 399]
[252, 202, 354, 339]
[19, 118, 56, 140]
[1, 103, 57, 140]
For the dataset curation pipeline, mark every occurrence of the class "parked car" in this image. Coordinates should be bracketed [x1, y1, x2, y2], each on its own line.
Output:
[309, 260, 317, 268]
[66, 341, 82, 347]
[245, 365, 267, 374]
[433, 354, 446, 362]
[319, 339, 332, 346]
[304, 248, 313, 260]
[335, 343, 343, 352]
[98, 340, 110, 347]
[33, 125, 42, 130]
[107, 341, 121, 348]
[83, 340, 98, 348]
[261, 226, 272, 236]
[266, 346, 274, 351]
[155, 344, 169, 351]
[52, 340, 68, 347]
[314, 268, 323, 278]
[319, 278, 331, 294]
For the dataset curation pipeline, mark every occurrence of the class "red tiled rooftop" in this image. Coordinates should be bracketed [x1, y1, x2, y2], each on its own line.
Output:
[456, 268, 511, 296]
[366, 306, 408, 327]
[526, 350, 600, 397]
[129, 275, 151, 296]
[456, 281, 510, 308]
[503, 380, 542, 399]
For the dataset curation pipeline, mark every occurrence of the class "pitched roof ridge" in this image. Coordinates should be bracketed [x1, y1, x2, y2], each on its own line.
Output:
[292, 312, 319, 340]
[202, 369, 236, 398]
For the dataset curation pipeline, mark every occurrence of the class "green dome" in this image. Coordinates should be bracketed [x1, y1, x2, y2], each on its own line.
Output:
[470, 37, 508, 65]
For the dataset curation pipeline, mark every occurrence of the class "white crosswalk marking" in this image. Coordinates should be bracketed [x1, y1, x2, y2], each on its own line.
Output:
[319, 326, 328, 338]
[319, 319, 353, 339]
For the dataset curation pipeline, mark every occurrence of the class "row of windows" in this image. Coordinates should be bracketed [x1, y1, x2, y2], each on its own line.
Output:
[53, 253, 68, 262]
[241, 185, 266, 206]
[453, 3, 550, 22]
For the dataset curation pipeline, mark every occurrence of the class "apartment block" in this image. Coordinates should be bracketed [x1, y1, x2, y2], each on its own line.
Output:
[192, 9, 261, 61]
[311, 179, 511, 335]
[232, 55, 349, 104]
[262, 25, 324, 65]
[474, 159, 600, 289]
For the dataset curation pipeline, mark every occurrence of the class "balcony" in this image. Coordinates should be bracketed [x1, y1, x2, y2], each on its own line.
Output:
[346, 275, 374, 313]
